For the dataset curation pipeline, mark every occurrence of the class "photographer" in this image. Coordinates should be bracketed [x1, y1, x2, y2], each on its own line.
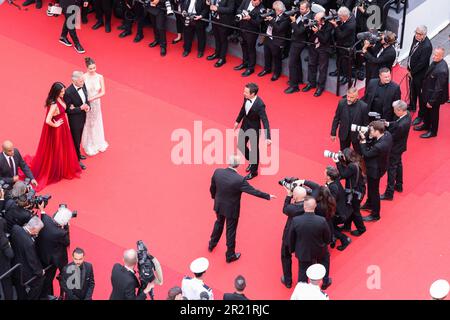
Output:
[359, 120, 393, 221]
[328, 6, 356, 85]
[1, 140, 37, 191]
[0, 188, 15, 300]
[284, 1, 313, 94]
[335, 148, 367, 236]
[110, 249, 157, 300]
[3, 182, 34, 234]
[118, 0, 147, 43]
[206, 0, 236, 67]
[331, 87, 369, 155]
[60, 247, 95, 300]
[257, 1, 290, 81]
[181, 0, 210, 58]
[92, 0, 114, 32]
[303, 11, 333, 97]
[233, 0, 265, 77]
[147, 0, 169, 56]
[280, 184, 307, 288]
[381, 100, 411, 200]
[36, 205, 73, 298]
[361, 30, 396, 85]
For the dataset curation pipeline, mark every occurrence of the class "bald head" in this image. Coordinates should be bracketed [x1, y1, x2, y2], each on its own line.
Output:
[2, 140, 14, 157]
[228, 154, 241, 169]
[123, 249, 138, 268]
[315, 12, 325, 22]
[304, 196, 317, 212]
[293, 186, 307, 202]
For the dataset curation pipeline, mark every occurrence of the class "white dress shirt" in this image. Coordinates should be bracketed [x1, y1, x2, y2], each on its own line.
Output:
[188, 0, 197, 14]
[74, 85, 87, 105]
[246, 1, 255, 12]
[245, 95, 257, 115]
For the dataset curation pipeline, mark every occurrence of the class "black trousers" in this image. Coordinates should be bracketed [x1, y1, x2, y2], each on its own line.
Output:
[281, 242, 293, 285]
[123, 3, 146, 36]
[308, 46, 329, 89]
[385, 152, 403, 196]
[263, 39, 283, 76]
[60, 11, 81, 45]
[240, 31, 258, 70]
[40, 265, 57, 298]
[298, 251, 330, 284]
[367, 176, 381, 217]
[94, 0, 113, 26]
[344, 197, 366, 232]
[183, 21, 207, 53]
[15, 275, 44, 300]
[212, 23, 231, 59]
[237, 129, 260, 174]
[337, 48, 351, 79]
[209, 214, 239, 259]
[409, 74, 425, 114]
[333, 216, 348, 244]
[423, 103, 441, 135]
[68, 115, 86, 160]
[149, 9, 167, 47]
[174, 11, 184, 34]
[288, 43, 307, 88]
[339, 134, 361, 155]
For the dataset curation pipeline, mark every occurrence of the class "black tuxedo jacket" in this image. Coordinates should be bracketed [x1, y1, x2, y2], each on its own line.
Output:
[308, 22, 333, 52]
[223, 292, 249, 300]
[363, 79, 401, 121]
[282, 196, 304, 245]
[237, 0, 265, 32]
[36, 214, 70, 270]
[333, 14, 356, 47]
[290, 11, 314, 44]
[210, 168, 270, 219]
[212, 0, 235, 25]
[236, 96, 271, 139]
[64, 84, 90, 117]
[265, 14, 290, 47]
[360, 131, 393, 179]
[421, 60, 449, 106]
[407, 37, 432, 79]
[60, 261, 95, 300]
[0, 149, 34, 186]
[387, 112, 411, 154]
[3, 200, 33, 234]
[331, 99, 369, 141]
[289, 213, 331, 261]
[110, 263, 146, 300]
[181, 0, 210, 19]
[364, 44, 396, 80]
[10, 225, 43, 282]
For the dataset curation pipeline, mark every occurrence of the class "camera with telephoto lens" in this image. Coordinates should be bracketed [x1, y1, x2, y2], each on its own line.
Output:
[278, 177, 302, 191]
[235, 10, 249, 21]
[164, 0, 174, 15]
[58, 204, 78, 218]
[260, 8, 276, 19]
[304, 18, 319, 29]
[357, 31, 382, 45]
[136, 240, 156, 290]
[351, 124, 369, 133]
[323, 9, 340, 23]
[182, 10, 196, 26]
[0, 180, 10, 191]
[324, 150, 343, 162]
[285, 7, 299, 16]
[22, 178, 52, 209]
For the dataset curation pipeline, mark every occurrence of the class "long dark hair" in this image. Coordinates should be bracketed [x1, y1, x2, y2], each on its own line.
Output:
[316, 186, 336, 221]
[45, 82, 66, 107]
[342, 148, 366, 177]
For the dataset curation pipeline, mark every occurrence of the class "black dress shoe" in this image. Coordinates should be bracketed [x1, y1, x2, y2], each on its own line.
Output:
[414, 124, 428, 131]
[241, 69, 253, 77]
[79, 155, 87, 160]
[284, 86, 300, 94]
[59, 37, 72, 47]
[420, 131, 436, 138]
[117, 25, 127, 30]
[92, 21, 104, 30]
[160, 47, 167, 56]
[182, 51, 190, 57]
[330, 240, 336, 249]
[394, 185, 403, 193]
[172, 37, 182, 44]
[270, 74, 280, 81]
[207, 53, 218, 60]
[412, 117, 423, 126]
[314, 88, 323, 97]
[363, 214, 380, 222]
[234, 63, 247, 71]
[245, 164, 252, 172]
[281, 276, 292, 289]
[258, 70, 270, 77]
[74, 43, 85, 54]
[302, 84, 315, 92]
[79, 162, 86, 170]
[105, 24, 111, 33]
[351, 229, 366, 237]
[226, 253, 241, 263]
[119, 30, 131, 38]
[337, 238, 351, 251]
[149, 40, 159, 47]
[321, 278, 332, 290]
[214, 59, 226, 67]
[197, 52, 204, 58]
[380, 193, 393, 201]
[360, 202, 372, 211]
[339, 77, 348, 85]
[134, 34, 144, 43]
[245, 172, 258, 180]
[22, 0, 35, 6]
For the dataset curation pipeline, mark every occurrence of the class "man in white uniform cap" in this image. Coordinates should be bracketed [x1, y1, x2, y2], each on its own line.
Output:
[430, 279, 449, 300]
[290, 264, 329, 300]
[181, 257, 214, 300]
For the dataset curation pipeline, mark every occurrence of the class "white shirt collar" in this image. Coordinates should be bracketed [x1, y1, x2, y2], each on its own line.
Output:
[124, 265, 135, 273]
[3, 152, 11, 159]
[248, 95, 257, 104]
[397, 113, 407, 121]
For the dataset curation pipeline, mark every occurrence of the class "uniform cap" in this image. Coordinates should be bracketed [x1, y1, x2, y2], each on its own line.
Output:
[306, 264, 326, 281]
[190, 257, 209, 274]
[430, 279, 450, 300]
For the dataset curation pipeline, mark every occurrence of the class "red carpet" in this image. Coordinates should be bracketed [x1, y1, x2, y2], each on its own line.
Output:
[1, 5, 449, 300]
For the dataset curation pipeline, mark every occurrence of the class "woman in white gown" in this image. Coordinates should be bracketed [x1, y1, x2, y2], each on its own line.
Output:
[81, 57, 109, 156]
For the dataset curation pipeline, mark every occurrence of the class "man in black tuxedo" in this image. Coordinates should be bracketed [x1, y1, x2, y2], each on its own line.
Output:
[10, 216, 45, 300]
[223, 275, 249, 300]
[181, 0, 210, 57]
[363, 67, 401, 122]
[361, 31, 396, 85]
[381, 100, 411, 200]
[207, 0, 236, 67]
[36, 208, 72, 298]
[331, 87, 369, 155]
[359, 121, 393, 221]
[289, 196, 332, 289]
[59, 0, 89, 54]
[407, 26, 432, 116]
[284, 1, 313, 94]
[414, 47, 449, 139]
[147, 0, 169, 56]
[60, 247, 95, 300]
[234, 83, 272, 180]
[208, 155, 275, 262]
[110, 249, 154, 300]
[64, 71, 90, 170]
[234, 0, 265, 77]
[257, 1, 290, 82]
[1, 140, 37, 190]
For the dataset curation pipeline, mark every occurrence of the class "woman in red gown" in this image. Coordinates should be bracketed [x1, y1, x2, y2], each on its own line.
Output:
[29, 82, 82, 191]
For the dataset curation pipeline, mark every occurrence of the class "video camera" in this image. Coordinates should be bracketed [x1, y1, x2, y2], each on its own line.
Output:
[368, 112, 386, 122]
[284, 7, 300, 17]
[304, 18, 319, 28]
[357, 30, 382, 45]
[324, 150, 343, 162]
[136, 240, 156, 299]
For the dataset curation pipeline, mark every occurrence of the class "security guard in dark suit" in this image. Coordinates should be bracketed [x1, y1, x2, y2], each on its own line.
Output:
[147, 0, 168, 56]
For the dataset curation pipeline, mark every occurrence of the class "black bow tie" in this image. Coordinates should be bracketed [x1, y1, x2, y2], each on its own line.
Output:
[77, 87, 83, 91]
